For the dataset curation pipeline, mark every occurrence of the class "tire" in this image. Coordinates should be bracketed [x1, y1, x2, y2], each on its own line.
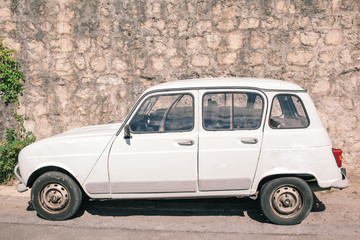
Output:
[31, 171, 82, 221]
[259, 177, 313, 225]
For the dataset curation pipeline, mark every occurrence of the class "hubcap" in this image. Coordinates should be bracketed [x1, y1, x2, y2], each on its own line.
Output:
[40, 183, 69, 212]
[271, 186, 303, 217]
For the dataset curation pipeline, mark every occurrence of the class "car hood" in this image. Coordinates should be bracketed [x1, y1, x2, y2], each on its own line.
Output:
[19, 123, 122, 159]
[51, 123, 122, 140]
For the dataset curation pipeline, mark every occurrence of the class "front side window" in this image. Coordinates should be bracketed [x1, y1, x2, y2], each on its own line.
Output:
[203, 92, 263, 130]
[269, 94, 309, 129]
[130, 93, 194, 133]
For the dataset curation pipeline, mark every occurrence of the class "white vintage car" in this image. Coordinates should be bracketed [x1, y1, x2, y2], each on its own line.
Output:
[15, 78, 348, 225]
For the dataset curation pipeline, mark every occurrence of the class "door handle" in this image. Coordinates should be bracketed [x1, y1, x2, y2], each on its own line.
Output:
[240, 138, 258, 144]
[176, 140, 194, 146]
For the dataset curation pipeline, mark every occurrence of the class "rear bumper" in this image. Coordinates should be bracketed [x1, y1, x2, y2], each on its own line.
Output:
[330, 168, 349, 189]
[14, 164, 28, 193]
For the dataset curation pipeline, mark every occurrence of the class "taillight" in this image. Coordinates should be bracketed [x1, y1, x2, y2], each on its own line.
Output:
[332, 148, 343, 167]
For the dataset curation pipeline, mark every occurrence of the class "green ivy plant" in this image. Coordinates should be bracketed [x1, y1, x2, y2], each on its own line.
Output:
[0, 37, 24, 104]
[0, 113, 36, 183]
[0, 38, 36, 183]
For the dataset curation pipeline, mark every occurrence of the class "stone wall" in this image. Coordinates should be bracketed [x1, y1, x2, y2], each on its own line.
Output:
[0, 0, 359, 177]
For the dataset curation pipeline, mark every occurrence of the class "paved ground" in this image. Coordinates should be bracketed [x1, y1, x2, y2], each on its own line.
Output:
[0, 180, 359, 240]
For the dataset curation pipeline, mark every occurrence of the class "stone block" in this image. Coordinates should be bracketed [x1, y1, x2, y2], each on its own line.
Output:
[54, 86, 70, 109]
[90, 56, 107, 72]
[2, 37, 20, 51]
[311, 80, 330, 94]
[178, 20, 189, 32]
[207, 33, 221, 50]
[187, 37, 203, 50]
[239, 18, 260, 29]
[218, 52, 237, 65]
[101, 7, 111, 17]
[96, 75, 119, 85]
[51, 38, 74, 52]
[136, 58, 146, 70]
[196, 20, 212, 34]
[97, 36, 111, 49]
[33, 103, 48, 117]
[55, 58, 72, 72]
[261, 17, 279, 29]
[319, 51, 334, 63]
[340, 49, 352, 64]
[275, 0, 287, 14]
[286, 50, 313, 66]
[112, 57, 129, 71]
[300, 32, 320, 46]
[191, 55, 210, 67]
[37, 117, 53, 138]
[170, 56, 184, 67]
[245, 52, 263, 66]
[325, 30, 342, 45]
[0, 8, 12, 18]
[269, 51, 282, 66]
[77, 38, 91, 52]
[3, 20, 16, 32]
[151, 55, 165, 71]
[217, 20, 235, 32]
[250, 32, 262, 49]
[157, 20, 166, 30]
[27, 41, 46, 55]
[57, 22, 72, 34]
[75, 56, 86, 70]
[228, 32, 243, 50]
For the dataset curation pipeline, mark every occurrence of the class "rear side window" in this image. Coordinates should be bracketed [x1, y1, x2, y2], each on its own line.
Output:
[270, 94, 309, 129]
[203, 92, 263, 130]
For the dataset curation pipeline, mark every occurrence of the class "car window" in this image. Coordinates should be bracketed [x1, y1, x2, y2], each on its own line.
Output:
[130, 93, 194, 133]
[203, 92, 263, 130]
[269, 94, 309, 129]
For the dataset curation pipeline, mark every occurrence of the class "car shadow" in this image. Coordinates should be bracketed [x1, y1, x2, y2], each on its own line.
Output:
[27, 193, 326, 223]
[311, 193, 326, 212]
[78, 197, 268, 223]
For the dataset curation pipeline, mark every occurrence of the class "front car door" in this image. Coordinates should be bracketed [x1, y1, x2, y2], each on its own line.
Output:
[198, 89, 266, 192]
[109, 90, 198, 194]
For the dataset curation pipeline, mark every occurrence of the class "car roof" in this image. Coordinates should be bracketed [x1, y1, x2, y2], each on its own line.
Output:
[145, 78, 305, 93]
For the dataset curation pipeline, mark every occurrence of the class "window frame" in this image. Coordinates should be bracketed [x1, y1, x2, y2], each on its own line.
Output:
[269, 93, 310, 129]
[202, 91, 265, 131]
[129, 92, 195, 134]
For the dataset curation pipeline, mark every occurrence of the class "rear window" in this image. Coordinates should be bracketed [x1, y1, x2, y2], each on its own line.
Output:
[269, 94, 309, 129]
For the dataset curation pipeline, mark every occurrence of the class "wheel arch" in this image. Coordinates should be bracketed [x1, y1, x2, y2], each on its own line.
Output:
[27, 166, 83, 191]
[256, 173, 316, 192]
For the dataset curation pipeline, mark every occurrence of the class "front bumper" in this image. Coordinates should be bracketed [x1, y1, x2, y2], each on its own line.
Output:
[331, 168, 349, 189]
[14, 164, 28, 193]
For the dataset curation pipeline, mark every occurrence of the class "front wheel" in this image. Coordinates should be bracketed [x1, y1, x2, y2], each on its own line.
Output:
[259, 177, 313, 225]
[31, 171, 82, 220]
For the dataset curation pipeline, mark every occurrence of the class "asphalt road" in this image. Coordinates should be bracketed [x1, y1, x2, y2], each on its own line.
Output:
[0, 181, 359, 240]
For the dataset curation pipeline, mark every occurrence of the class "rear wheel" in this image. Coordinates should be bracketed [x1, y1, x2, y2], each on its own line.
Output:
[31, 171, 82, 220]
[260, 177, 313, 225]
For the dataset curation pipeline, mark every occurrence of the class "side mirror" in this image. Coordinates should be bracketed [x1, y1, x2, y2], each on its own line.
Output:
[124, 125, 132, 139]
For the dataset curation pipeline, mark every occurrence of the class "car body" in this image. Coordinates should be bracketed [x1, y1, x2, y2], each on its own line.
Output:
[15, 78, 348, 224]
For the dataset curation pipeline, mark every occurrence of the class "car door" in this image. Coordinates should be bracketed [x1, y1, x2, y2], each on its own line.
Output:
[198, 89, 266, 191]
[109, 90, 198, 194]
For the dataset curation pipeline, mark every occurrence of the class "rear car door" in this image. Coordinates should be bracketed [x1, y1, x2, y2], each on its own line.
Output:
[198, 89, 266, 191]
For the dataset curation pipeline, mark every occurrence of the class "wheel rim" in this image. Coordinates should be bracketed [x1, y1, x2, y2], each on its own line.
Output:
[39, 183, 70, 213]
[271, 185, 303, 218]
